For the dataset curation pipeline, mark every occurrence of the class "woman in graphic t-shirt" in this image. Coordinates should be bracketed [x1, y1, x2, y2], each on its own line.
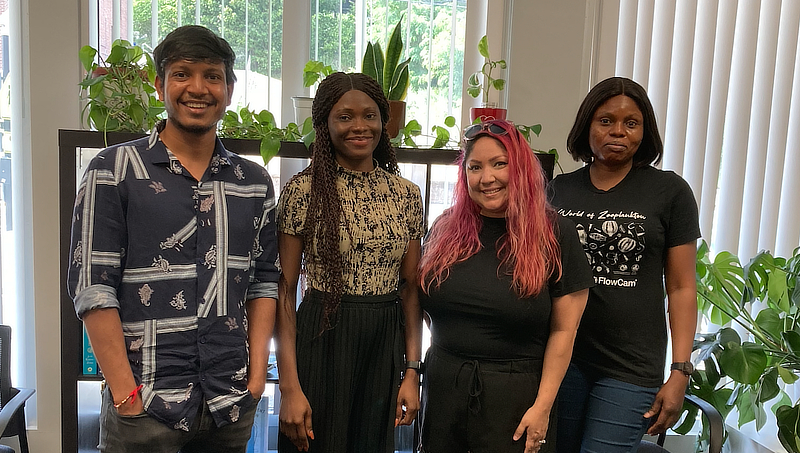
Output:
[549, 77, 701, 453]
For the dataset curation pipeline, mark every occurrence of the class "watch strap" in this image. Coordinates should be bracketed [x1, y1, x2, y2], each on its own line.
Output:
[670, 361, 693, 376]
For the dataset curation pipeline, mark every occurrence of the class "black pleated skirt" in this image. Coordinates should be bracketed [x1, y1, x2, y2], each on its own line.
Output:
[278, 290, 404, 453]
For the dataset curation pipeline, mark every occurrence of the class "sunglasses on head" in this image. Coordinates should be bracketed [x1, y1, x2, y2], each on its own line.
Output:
[463, 121, 509, 141]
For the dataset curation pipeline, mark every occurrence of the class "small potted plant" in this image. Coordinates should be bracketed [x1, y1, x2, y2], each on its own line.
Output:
[292, 59, 334, 125]
[515, 123, 561, 178]
[362, 17, 411, 138]
[467, 35, 507, 122]
[78, 40, 164, 135]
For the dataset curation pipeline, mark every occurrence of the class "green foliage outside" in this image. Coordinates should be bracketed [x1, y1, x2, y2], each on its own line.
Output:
[132, 0, 467, 141]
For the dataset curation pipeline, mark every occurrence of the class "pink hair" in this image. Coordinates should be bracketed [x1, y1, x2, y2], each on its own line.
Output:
[419, 120, 562, 297]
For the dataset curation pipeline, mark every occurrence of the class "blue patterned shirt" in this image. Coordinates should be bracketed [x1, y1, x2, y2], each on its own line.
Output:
[67, 127, 279, 430]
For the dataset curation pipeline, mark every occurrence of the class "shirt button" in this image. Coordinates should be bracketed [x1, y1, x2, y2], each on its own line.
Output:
[200, 336, 207, 344]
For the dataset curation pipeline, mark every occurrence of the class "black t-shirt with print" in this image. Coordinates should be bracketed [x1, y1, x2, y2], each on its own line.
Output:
[420, 215, 593, 360]
[549, 165, 700, 387]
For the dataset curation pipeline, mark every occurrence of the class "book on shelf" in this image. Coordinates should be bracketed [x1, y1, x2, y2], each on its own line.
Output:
[82, 324, 98, 375]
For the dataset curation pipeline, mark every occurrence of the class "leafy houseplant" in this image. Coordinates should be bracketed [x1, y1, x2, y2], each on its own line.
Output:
[686, 240, 800, 453]
[467, 35, 507, 122]
[218, 107, 314, 164]
[393, 116, 458, 149]
[362, 17, 411, 138]
[514, 123, 561, 175]
[78, 40, 164, 134]
[303, 60, 335, 89]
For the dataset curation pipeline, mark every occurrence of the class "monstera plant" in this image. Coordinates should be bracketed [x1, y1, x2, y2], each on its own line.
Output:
[683, 240, 800, 452]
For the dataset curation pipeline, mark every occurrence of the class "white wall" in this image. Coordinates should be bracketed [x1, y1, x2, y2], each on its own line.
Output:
[506, 0, 591, 175]
[15, 0, 84, 451]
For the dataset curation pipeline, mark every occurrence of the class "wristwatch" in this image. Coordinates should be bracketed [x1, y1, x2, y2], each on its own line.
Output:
[405, 360, 423, 373]
[670, 361, 694, 376]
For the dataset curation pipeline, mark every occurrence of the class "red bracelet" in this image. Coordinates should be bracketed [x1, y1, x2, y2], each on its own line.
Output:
[114, 384, 144, 409]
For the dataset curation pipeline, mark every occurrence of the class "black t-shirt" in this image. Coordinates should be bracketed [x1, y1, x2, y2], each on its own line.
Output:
[420, 215, 593, 360]
[549, 165, 701, 387]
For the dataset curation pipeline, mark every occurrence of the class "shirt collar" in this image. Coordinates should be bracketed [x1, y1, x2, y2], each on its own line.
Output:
[146, 120, 233, 172]
[337, 159, 381, 180]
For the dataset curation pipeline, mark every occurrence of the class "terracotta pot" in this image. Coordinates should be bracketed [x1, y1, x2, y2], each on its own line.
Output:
[387, 100, 406, 138]
[469, 107, 507, 123]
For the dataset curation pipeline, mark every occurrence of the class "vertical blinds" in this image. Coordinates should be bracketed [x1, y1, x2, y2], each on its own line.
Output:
[595, 0, 800, 258]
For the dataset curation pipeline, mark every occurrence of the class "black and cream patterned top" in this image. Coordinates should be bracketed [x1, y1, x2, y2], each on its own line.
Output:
[277, 164, 423, 295]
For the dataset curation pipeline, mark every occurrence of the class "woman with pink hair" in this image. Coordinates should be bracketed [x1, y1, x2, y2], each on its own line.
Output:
[418, 119, 592, 453]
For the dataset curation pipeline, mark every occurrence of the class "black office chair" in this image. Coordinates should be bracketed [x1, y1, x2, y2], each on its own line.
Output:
[0, 325, 34, 453]
[637, 394, 724, 453]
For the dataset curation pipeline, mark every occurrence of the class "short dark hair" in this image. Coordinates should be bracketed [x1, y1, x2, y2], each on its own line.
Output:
[153, 25, 237, 84]
[566, 77, 662, 167]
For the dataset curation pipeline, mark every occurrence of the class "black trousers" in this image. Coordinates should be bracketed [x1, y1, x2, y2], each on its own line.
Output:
[419, 345, 556, 453]
[278, 290, 404, 453]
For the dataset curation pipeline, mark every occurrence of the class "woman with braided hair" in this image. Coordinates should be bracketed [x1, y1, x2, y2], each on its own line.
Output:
[275, 72, 424, 453]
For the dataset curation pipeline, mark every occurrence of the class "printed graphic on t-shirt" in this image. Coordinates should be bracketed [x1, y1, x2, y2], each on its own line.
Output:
[558, 209, 646, 288]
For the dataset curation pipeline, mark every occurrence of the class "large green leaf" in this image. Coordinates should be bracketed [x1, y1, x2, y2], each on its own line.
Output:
[672, 400, 699, 435]
[768, 268, 791, 312]
[754, 307, 782, 342]
[383, 18, 404, 96]
[719, 341, 768, 385]
[778, 365, 800, 384]
[256, 110, 276, 128]
[735, 388, 757, 426]
[387, 60, 410, 101]
[259, 136, 280, 165]
[743, 250, 773, 303]
[106, 44, 129, 65]
[757, 368, 781, 403]
[372, 43, 385, 92]
[694, 332, 724, 363]
[362, 43, 379, 84]
[777, 403, 800, 453]
[477, 35, 490, 59]
[783, 330, 800, 355]
[79, 45, 97, 72]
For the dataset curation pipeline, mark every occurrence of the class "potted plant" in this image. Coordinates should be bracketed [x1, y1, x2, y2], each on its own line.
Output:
[393, 116, 458, 149]
[219, 106, 314, 164]
[467, 35, 507, 122]
[684, 240, 800, 453]
[514, 123, 561, 177]
[292, 60, 334, 125]
[362, 17, 411, 138]
[78, 40, 164, 137]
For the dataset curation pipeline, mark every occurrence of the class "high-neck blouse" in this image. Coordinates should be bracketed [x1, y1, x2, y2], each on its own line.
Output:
[277, 165, 423, 295]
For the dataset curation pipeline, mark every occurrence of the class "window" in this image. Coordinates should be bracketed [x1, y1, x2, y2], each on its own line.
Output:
[310, 0, 468, 139]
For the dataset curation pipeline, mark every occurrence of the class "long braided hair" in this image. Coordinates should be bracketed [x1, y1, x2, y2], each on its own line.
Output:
[301, 72, 400, 328]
